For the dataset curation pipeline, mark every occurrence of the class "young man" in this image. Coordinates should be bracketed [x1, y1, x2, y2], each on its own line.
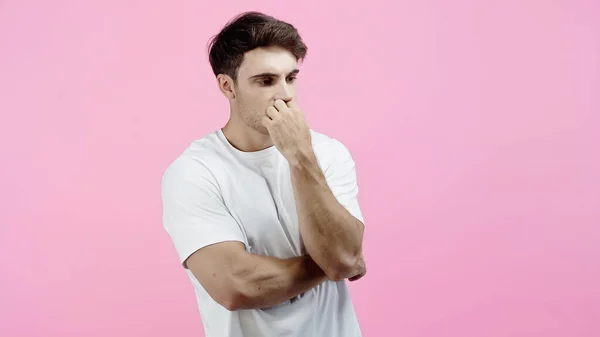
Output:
[161, 11, 367, 337]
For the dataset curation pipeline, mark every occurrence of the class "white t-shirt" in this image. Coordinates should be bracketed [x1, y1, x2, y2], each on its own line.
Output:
[161, 129, 365, 337]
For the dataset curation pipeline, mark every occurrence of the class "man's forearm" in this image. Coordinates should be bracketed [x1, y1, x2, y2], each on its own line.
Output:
[288, 148, 364, 281]
[231, 254, 327, 310]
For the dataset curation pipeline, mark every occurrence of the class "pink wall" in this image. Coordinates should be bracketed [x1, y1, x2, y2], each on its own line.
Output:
[1, 1, 598, 336]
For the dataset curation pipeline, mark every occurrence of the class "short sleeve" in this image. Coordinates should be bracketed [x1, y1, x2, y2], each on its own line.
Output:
[161, 156, 246, 268]
[323, 140, 365, 225]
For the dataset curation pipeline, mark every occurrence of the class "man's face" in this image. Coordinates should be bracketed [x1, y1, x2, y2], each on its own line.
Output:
[230, 46, 299, 135]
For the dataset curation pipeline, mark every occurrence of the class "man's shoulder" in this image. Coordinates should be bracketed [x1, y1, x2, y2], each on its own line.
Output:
[162, 131, 226, 185]
[310, 129, 352, 157]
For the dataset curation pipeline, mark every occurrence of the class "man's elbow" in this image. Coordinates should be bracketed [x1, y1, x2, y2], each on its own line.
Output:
[219, 293, 243, 311]
[209, 276, 254, 311]
[215, 288, 252, 311]
[323, 253, 364, 282]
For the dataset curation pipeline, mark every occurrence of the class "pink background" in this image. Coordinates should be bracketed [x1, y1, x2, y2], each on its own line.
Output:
[1, 0, 599, 336]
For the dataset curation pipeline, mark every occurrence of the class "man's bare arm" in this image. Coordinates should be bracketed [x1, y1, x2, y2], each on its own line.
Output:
[288, 149, 365, 281]
[186, 241, 327, 311]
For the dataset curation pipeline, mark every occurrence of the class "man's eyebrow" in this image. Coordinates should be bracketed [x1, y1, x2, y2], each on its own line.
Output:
[248, 69, 300, 79]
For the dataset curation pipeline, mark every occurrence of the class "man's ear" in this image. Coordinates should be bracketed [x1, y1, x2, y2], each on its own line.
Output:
[217, 74, 236, 100]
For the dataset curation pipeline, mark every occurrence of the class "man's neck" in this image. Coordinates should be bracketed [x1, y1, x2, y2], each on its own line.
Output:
[222, 117, 274, 153]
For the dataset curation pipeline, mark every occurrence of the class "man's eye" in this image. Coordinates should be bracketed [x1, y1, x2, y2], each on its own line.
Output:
[287, 76, 297, 83]
[260, 78, 273, 86]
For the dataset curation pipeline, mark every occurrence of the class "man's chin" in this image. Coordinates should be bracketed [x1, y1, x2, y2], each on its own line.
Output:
[255, 126, 270, 136]
[241, 119, 269, 136]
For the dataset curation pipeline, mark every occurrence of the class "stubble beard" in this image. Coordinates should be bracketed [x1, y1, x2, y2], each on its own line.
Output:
[236, 97, 269, 136]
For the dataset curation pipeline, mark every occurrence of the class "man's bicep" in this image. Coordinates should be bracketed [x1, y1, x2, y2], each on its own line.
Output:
[161, 158, 247, 268]
[185, 241, 248, 307]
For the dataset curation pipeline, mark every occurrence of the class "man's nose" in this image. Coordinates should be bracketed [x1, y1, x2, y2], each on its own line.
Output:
[274, 83, 293, 103]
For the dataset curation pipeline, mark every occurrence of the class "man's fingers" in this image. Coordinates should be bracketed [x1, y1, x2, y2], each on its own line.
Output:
[266, 106, 278, 120]
[262, 116, 273, 128]
[284, 99, 304, 118]
[274, 99, 289, 113]
[286, 98, 299, 110]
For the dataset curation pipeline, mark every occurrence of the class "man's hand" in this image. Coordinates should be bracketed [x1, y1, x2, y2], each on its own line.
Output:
[263, 99, 312, 161]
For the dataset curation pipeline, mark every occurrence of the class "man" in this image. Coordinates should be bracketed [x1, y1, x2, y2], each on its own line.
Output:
[161, 11, 367, 337]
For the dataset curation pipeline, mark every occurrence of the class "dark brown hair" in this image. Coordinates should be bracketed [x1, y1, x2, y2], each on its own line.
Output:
[207, 11, 308, 81]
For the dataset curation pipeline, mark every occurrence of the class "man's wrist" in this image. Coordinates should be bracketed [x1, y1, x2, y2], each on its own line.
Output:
[286, 145, 317, 170]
